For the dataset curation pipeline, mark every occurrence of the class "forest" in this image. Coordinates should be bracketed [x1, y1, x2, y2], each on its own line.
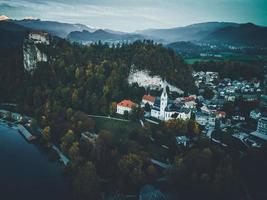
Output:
[192, 60, 264, 80]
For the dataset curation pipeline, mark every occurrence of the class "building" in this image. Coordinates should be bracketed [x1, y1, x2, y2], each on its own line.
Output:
[150, 86, 191, 121]
[250, 109, 261, 120]
[28, 31, 50, 45]
[116, 100, 137, 115]
[176, 136, 190, 147]
[142, 95, 156, 107]
[250, 117, 267, 140]
[80, 131, 98, 146]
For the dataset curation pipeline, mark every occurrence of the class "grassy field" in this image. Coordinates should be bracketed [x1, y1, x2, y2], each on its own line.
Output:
[92, 117, 171, 161]
[185, 54, 267, 64]
[93, 117, 140, 139]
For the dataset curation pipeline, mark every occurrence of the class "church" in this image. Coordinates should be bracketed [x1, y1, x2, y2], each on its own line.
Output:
[150, 86, 191, 121]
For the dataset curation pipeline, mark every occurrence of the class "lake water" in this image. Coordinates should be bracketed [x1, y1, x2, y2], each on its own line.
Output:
[0, 123, 72, 200]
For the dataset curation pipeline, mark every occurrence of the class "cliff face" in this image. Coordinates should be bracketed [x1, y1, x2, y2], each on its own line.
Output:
[23, 42, 47, 71]
[23, 32, 49, 72]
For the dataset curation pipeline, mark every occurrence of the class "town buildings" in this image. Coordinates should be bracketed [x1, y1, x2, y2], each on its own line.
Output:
[150, 86, 191, 121]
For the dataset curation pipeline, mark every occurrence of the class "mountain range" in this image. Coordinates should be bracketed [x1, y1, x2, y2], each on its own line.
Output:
[67, 29, 144, 43]
[0, 18, 267, 47]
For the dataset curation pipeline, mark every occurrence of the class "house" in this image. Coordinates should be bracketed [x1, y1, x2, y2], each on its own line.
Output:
[184, 96, 197, 109]
[116, 100, 137, 115]
[215, 111, 226, 119]
[28, 31, 50, 45]
[139, 185, 166, 200]
[250, 117, 267, 140]
[142, 95, 156, 107]
[176, 136, 190, 147]
[80, 131, 98, 145]
[250, 109, 261, 120]
[150, 85, 191, 121]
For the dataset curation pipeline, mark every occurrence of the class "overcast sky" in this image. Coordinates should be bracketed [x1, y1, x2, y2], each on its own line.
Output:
[0, 0, 266, 32]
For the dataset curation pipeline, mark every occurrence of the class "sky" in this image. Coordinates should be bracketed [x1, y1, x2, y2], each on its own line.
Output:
[0, 0, 266, 32]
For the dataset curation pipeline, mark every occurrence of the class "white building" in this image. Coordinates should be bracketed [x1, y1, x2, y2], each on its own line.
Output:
[29, 31, 50, 45]
[116, 100, 137, 115]
[250, 117, 267, 140]
[176, 136, 190, 147]
[150, 86, 191, 121]
[250, 109, 261, 120]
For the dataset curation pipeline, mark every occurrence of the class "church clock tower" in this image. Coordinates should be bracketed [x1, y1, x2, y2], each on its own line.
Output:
[160, 83, 168, 120]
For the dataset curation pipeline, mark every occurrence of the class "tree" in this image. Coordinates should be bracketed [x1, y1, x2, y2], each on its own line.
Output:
[129, 106, 143, 121]
[68, 142, 81, 172]
[203, 87, 214, 100]
[60, 129, 75, 153]
[43, 126, 51, 143]
[123, 110, 129, 119]
[73, 162, 99, 200]
[109, 102, 117, 115]
[118, 153, 146, 189]
[66, 107, 73, 120]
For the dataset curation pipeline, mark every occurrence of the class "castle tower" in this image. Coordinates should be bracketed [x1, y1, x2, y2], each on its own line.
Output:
[160, 82, 168, 120]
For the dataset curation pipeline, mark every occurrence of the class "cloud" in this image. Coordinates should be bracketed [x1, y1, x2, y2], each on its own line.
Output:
[0, 15, 9, 21]
[0, 3, 18, 9]
[0, 0, 266, 31]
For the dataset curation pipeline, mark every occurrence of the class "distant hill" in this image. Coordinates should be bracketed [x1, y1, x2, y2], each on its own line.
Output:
[137, 22, 239, 43]
[204, 23, 267, 46]
[167, 41, 204, 56]
[13, 19, 95, 38]
[0, 20, 29, 47]
[67, 29, 144, 43]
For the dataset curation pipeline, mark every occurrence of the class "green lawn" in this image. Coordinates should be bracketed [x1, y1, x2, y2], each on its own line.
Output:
[185, 54, 267, 64]
[92, 116, 171, 161]
[93, 117, 140, 139]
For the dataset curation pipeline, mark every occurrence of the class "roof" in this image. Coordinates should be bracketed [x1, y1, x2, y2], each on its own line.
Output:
[29, 30, 48, 36]
[176, 136, 190, 143]
[184, 96, 196, 102]
[117, 100, 136, 108]
[215, 111, 226, 117]
[142, 95, 156, 103]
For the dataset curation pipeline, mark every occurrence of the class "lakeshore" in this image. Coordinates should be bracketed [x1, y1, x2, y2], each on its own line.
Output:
[0, 123, 72, 200]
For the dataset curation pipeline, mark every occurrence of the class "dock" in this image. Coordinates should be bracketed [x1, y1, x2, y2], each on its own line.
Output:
[14, 124, 36, 141]
[52, 145, 70, 166]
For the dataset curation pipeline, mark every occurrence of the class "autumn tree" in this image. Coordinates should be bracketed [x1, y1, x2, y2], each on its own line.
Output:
[43, 126, 51, 143]
[60, 129, 76, 153]
[73, 161, 100, 200]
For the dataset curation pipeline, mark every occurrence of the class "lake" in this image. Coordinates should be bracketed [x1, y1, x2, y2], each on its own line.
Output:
[0, 123, 72, 200]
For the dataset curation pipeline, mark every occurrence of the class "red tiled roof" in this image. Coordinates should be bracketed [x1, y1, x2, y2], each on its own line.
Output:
[215, 111, 226, 117]
[142, 95, 156, 103]
[184, 96, 196, 102]
[117, 100, 136, 108]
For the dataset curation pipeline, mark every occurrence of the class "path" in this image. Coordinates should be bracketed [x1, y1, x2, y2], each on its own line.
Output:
[144, 118, 159, 125]
[88, 114, 129, 122]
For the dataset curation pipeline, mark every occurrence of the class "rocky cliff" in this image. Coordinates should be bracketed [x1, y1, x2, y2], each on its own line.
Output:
[23, 32, 49, 72]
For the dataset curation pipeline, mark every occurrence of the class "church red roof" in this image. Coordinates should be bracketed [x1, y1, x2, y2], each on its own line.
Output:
[142, 95, 156, 103]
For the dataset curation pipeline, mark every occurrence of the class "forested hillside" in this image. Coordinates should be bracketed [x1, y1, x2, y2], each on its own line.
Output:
[0, 38, 195, 115]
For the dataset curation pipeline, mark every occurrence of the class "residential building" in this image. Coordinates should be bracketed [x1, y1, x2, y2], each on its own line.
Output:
[116, 100, 137, 115]
[142, 95, 156, 107]
[250, 117, 267, 140]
